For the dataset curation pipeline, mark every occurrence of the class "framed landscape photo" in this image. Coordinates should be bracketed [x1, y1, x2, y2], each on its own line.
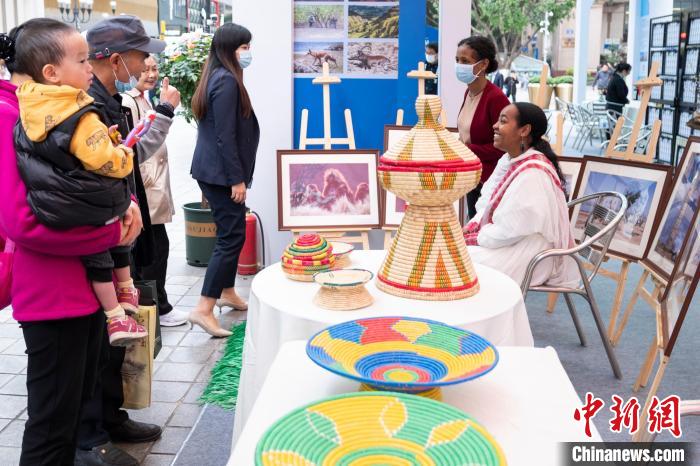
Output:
[571, 157, 672, 260]
[277, 150, 381, 230]
[644, 137, 700, 280]
[558, 156, 583, 202]
[660, 206, 700, 352]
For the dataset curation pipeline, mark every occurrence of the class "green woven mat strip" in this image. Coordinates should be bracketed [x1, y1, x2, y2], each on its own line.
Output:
[198, 321, 246, 410]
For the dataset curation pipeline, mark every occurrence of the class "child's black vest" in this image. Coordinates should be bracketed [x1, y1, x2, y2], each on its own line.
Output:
[14, 104, 131, 228]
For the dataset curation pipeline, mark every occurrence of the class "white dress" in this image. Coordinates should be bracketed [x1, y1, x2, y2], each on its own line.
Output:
[467, 149, 579, 287]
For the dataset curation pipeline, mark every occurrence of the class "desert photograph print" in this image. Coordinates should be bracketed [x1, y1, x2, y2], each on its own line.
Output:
[347, 41, 398, 76]
[278, 150, 380, 230]
[294, 41, 344, 74]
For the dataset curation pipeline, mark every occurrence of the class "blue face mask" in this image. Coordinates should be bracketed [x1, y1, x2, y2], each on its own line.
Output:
[238, 50, 252, 69]
[113, 55, 138, 92]
[455, 61, 481, 85]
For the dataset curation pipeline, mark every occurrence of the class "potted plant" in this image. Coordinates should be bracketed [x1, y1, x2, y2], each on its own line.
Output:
[528, 75, 556, 108]
[159, 33, 217, 266]
[553, 75, 574, 102]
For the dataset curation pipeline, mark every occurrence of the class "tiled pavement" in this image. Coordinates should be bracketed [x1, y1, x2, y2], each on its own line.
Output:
[0, 271, 250, 466]
[0, 117, 248, 465]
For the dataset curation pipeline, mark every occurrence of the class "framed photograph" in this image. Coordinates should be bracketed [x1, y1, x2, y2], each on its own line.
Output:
[293, 1, 400, 79]
[348, 5, 399, 39]
[558, 156, 583, 202]
[381, 125, 462, 227]
[347, 41, 399, 77]
[277, 150, 381, 230]
[645, 137, 700, 279]
[660, 206, 700, 353]
[294, 41, 344, 75]
[571, 157, 672, 261]
[294, 5, 344, 42]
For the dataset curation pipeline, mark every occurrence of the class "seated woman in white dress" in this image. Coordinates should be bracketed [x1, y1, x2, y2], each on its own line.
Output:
[464, 102, 578, 287]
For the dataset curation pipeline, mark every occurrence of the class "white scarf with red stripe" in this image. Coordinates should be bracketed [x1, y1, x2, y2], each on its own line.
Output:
[464, 149, 567, 246]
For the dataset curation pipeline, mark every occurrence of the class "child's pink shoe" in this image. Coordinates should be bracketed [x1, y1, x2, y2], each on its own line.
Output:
[107, 315, 147, 346]
[117, 286, 140, 314]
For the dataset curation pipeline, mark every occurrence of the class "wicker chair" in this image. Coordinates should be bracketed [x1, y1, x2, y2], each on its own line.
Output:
[521, 191, 628, 379]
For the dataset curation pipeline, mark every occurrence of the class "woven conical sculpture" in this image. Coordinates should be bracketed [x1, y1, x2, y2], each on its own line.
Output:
[377, 95, 482, 300]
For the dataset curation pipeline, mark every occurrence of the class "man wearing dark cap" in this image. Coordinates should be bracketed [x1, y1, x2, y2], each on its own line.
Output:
[75, 15, 181, 466]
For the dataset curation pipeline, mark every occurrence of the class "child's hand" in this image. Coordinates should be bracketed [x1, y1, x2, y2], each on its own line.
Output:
[108, 125, 122, 146]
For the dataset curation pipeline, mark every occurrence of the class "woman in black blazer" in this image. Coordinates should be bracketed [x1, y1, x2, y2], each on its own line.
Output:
[189, 23, 259, 337]
[606, 62, 631, 116]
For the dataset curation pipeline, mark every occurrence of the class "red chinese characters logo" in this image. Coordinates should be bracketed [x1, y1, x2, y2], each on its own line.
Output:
[574, 392, 605, 438]
[609, 395, 640, 434]
[647, 395, 682, 438]
[575, 394, 682, 438]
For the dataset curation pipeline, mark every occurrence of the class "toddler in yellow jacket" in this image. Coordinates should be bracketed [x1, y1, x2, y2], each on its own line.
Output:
[14, 29, 147, 346]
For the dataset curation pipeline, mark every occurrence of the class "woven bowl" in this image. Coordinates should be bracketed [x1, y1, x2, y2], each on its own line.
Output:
[312, 269, 374, 311]
[255, 391, 506, 465]
[307, 317, 498, 393]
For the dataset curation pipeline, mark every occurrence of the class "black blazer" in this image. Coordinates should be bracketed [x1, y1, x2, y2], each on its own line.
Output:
[191, 67, 260, 187]
[606, 72, 629, 110]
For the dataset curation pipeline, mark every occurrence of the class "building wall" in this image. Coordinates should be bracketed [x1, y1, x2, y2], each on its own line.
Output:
[1, 0, 44, 31]
[42, 0, 158, 34]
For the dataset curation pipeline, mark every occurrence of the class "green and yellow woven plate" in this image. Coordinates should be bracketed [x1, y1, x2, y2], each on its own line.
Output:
[255, 391, 506, 465]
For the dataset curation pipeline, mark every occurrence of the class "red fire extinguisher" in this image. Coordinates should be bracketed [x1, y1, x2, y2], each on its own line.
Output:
[238, 210, 261, 275]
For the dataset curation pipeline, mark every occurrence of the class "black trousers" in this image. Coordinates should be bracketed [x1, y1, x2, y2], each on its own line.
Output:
[76, 329, 127, 449]
[20, 310, 105, 465]
[136, 223, 173, 315]
[198, 181, 247, 298]
[466, 183, 483, 220]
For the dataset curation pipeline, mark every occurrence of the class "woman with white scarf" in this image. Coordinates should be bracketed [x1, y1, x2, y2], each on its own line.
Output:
[464, 102, 578, 287]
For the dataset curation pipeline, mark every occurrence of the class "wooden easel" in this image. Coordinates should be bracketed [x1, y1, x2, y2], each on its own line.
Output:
[545, 65, 663, 342]
[605, 61, 662, 163]
[395, 62, 447, 126]
[299, 62, 356, 150]
[294, 62, 370, 249]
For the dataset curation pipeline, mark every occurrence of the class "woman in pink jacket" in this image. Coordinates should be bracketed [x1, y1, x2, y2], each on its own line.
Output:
[0, 26, 142, 464]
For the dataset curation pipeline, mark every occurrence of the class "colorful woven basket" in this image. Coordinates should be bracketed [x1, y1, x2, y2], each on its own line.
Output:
[281, 234, 335, 282]
[312, 269, 374, 311]
[306, 317, 498, 398]
[376, 95, 481, 300]
[255, 391, 506, 465]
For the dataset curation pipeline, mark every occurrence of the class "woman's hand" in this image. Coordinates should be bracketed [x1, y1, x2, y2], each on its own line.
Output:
[118, 201, 143, 246]
[231, 182, 247, 204]
[159, 77, 181, 108]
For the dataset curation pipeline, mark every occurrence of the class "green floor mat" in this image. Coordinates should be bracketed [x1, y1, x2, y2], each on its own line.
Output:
[199, 320, 246, 410]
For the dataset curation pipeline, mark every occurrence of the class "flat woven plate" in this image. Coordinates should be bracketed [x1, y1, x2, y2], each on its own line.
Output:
[255, 391, 506, 465]
[307, 317, 498, 391]
[329, 241, 354, 257]
[313, 268, 373, 287]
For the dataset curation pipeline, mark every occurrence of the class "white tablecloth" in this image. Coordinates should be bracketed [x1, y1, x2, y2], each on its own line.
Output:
[228, 341, 600, 466]
[232, 250, 534, 443]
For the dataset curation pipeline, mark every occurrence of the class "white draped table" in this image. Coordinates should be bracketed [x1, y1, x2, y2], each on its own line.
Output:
[231, 250, 534, 445]
[228, 341, 600, 465]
